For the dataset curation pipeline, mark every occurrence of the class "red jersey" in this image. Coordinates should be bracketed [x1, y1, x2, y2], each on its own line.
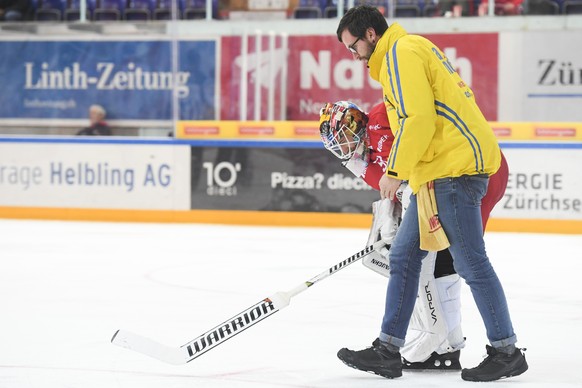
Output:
[360, 102, 394, 191]
[359, 102, 508, 229]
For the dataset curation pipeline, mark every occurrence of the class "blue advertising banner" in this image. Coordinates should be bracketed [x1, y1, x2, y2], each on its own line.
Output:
[0, 39, 216, 121]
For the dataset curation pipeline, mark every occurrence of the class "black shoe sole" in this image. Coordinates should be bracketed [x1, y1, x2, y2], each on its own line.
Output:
[337, 351, 403, 379]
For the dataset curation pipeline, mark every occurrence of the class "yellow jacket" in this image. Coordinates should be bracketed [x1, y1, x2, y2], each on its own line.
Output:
[367, 23, 501, 193]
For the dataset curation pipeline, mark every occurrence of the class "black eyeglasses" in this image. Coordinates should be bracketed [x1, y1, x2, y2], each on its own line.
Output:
[348, 37, 361, 54]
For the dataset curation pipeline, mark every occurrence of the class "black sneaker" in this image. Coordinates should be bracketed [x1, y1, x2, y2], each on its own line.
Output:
[403, 350, 462, 370]
[337, 338, 402, 379]
[461, 345, 528, 382]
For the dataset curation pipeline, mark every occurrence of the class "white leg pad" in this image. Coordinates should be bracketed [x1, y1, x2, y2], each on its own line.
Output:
[401, 253, 465, 362]
[435, 274, 465, 352]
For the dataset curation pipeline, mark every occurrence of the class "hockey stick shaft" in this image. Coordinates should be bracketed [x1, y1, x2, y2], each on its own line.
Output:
[112, 241, 384, 365]
[181, 241, 383, 361]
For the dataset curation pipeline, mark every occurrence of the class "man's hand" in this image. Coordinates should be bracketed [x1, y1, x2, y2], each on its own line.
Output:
[379, 174, 402, 200]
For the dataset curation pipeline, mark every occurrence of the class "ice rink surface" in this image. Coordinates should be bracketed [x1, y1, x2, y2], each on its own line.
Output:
[0, 219, 581, 388]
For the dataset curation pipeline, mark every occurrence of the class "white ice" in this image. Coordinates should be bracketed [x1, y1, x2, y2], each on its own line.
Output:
[0, 219, 581, 388]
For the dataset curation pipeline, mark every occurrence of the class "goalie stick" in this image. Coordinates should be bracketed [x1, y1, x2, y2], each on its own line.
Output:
[111, 240, 385, 365]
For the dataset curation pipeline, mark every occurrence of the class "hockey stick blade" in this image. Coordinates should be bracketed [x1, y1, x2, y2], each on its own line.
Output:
[111, 241, 383, 365]
[111, 329, 187, 365]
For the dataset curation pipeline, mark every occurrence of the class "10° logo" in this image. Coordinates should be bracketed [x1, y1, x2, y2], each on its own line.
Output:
[203, 161, 240, 196]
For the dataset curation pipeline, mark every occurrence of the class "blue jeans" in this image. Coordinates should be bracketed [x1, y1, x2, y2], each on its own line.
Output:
[379, 175, 517, 349]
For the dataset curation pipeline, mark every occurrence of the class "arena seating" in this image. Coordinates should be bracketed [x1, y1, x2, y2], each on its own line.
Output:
[292, 0, 324, 18]
[63, 0, 95, 20]
[93, 0, 125, 20]
[19, 0, 574, 22]
[563, 0, 582, 12]
[523, 0, 560, 13]
[124, 0, 155, 20]
[34, 0, 66, 21]
[153, 0, 177, 19]
[394, 3, 421, 16]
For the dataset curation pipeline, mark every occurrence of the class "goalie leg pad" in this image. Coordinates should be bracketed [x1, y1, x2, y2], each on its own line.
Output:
[435, 274, 465, 352]
[400, 253, 464, 364]
[401, 253, 446, 363]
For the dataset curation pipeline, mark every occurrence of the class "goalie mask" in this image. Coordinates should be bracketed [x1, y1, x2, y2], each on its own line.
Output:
[319, 101, 368, 161]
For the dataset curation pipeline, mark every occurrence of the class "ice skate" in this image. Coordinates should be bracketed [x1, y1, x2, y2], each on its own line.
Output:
[402, 350, 461, 370]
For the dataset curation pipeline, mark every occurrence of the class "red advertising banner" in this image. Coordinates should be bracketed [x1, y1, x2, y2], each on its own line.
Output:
[220, 32, 498, 121]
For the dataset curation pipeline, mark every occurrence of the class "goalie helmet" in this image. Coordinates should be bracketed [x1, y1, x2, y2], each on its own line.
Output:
[319, 101, 368, 160]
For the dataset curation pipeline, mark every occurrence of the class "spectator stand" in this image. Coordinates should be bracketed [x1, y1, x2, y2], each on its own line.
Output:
[292, 0, 323, 18]
[34, 0, 66, 20]
[182, 0, 208, 19]
[57, 0, 217, 21]
[522, 0, 560, 13]
[64, 0, 95, 20]
[124, 0, 155, 19]
[92, 0, 124, 20]
[3, 0, 579, 26]
[394, 0, 422, 16]
[563, 0, 582, 13]
[421, 0, 439, 15]
[288, 0, 460, 18]
[153, 0, 179, 19]
[321, 0, 387, 18]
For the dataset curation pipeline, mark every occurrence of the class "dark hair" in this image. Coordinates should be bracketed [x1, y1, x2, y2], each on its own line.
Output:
[336, 5, 389, 43]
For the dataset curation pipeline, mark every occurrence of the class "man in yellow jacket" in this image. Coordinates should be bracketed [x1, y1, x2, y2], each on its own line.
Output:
[334, 5, 528, 382]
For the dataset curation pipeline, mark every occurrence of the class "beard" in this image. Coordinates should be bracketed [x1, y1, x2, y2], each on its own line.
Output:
[360, 40, 376, 62]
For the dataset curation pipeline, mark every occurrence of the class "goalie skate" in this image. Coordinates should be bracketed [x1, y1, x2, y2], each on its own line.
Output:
[403, 350, 461, 371]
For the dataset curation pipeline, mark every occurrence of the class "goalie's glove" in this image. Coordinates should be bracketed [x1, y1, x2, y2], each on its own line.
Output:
[363, 197, 402, 277]
[367, 197, 402, 246]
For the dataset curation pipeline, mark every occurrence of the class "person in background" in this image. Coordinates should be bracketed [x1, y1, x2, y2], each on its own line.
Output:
[76, 105, 112, 136]
[334, 5, 527, 382]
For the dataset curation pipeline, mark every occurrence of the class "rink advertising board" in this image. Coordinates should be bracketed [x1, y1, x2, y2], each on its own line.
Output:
[0, 39, 217, 123]
[219, 33, 498, 121]
[492, 143, 582, 223]
[0, 138, 580, 234]
[187, 140, 582, 233]
[189, 142, 379, 213]
[0, 139, 191, 210]
[190, 140, 582, 233]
